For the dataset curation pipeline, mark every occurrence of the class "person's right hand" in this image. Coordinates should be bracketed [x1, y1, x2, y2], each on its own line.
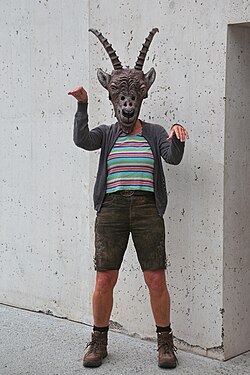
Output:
[68, 86, 88, 103]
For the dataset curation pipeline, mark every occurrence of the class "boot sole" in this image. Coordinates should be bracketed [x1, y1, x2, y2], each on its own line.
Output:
[83, 360, 102, 368]
[158, 362, 177, 369]
[83, 353, 107, 368]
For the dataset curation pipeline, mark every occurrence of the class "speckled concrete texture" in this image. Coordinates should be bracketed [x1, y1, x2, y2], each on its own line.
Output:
[0, 304, 249, 375]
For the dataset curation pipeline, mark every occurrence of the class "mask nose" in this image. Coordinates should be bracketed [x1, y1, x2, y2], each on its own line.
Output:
[121, 95, 136, 112]
[123, 99, 133, 108]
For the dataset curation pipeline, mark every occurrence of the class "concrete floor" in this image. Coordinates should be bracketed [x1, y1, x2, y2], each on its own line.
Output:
[0, 304, 249, 375]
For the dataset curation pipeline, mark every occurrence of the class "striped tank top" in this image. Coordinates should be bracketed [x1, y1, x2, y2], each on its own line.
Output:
[106, 133, 154, 193]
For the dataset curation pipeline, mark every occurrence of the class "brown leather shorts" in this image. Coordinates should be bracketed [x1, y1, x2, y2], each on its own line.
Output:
[94, 191, 166, 271]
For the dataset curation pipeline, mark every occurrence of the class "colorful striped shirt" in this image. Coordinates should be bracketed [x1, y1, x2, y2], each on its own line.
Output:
[106, 133, 154, 193]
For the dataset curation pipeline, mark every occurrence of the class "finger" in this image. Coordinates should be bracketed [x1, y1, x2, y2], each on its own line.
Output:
[79, 88, 88, 99]
[68, 90, 81, 96]
[167, 130, 174, 140]
[181, 130, 188, 142]
[174, 127, 181, 140]
[68, 86, 83, 95]
[170, 125, 189, 142]
[80, 87, 88, 97]
[181, 130, 187, 142]
[177, 126, 188, 142]
[180, 129, 185, 142]
[183, 131, 189, 142]
[68, 92, 79, 99]
[175, 126, 188, 142]
[73, 86, 83, 93]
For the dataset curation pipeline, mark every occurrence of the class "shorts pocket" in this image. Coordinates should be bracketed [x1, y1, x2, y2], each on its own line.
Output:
[101, 194, 116, 207]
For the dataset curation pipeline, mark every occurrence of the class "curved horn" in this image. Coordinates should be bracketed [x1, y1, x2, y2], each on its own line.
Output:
[89, 28, 123, 70]
[134, 28, 159, 71]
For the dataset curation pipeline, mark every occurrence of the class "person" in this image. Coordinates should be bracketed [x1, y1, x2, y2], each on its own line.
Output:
[68, 28, 189, 369]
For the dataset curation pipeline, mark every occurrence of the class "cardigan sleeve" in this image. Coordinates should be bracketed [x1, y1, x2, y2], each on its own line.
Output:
[158, 125, 185, 165]
[73, 102, 104, 151]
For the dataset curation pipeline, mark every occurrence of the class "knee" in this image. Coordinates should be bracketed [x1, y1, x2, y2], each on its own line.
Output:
[144, 270, 167, 294]
[95, 271, 118, 294]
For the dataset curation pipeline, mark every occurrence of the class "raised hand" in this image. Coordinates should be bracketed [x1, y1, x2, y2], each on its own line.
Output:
[68, 86, 88, 103]
[167, 124, 189, 142]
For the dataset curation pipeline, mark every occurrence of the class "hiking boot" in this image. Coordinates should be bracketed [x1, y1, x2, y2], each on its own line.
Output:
[83, 331, 108, 367]
[157, 331, 177, 368]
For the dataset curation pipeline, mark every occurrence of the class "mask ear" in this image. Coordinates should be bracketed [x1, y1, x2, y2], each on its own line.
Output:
[97, 68, 111, 90]
[144, 67, 156, 90]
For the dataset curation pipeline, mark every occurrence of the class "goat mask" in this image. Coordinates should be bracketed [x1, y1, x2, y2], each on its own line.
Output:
[89, 28, 159, 134]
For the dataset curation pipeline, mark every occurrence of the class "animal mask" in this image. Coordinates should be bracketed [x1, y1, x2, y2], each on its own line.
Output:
[89, 28, 159, 133]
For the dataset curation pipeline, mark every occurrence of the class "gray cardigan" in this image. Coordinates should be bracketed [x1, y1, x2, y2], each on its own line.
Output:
[74, 102, 185, 217]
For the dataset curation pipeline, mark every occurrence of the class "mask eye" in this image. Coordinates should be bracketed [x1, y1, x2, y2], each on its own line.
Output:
[140, 85, 146, 91]
[110, 84, 117, 91]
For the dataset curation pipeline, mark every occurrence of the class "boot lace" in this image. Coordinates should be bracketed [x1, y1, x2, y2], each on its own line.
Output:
[85, 337, 105, 354]
[157, 340, 178, 364]
[157, 341, 178, 354]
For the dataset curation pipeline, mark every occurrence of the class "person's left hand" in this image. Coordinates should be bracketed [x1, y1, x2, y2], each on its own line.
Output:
[167, 124, 189, 142]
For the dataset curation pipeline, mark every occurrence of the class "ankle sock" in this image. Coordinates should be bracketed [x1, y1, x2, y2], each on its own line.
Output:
[93, 325, 109, 333]
[156, 324, 172, 333]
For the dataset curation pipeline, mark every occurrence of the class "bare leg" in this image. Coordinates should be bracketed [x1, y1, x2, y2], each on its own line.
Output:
[143, 269, 170, 326]
[92, 270, 119, 327]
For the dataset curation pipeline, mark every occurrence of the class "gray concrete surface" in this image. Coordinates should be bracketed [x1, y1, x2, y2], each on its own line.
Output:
[0, 304, 249, 375]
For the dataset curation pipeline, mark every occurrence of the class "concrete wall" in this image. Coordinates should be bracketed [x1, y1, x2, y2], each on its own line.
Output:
[0, 0, 92, 323]
[224, 23, 250, 359]
[1, 0, 250, 361]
